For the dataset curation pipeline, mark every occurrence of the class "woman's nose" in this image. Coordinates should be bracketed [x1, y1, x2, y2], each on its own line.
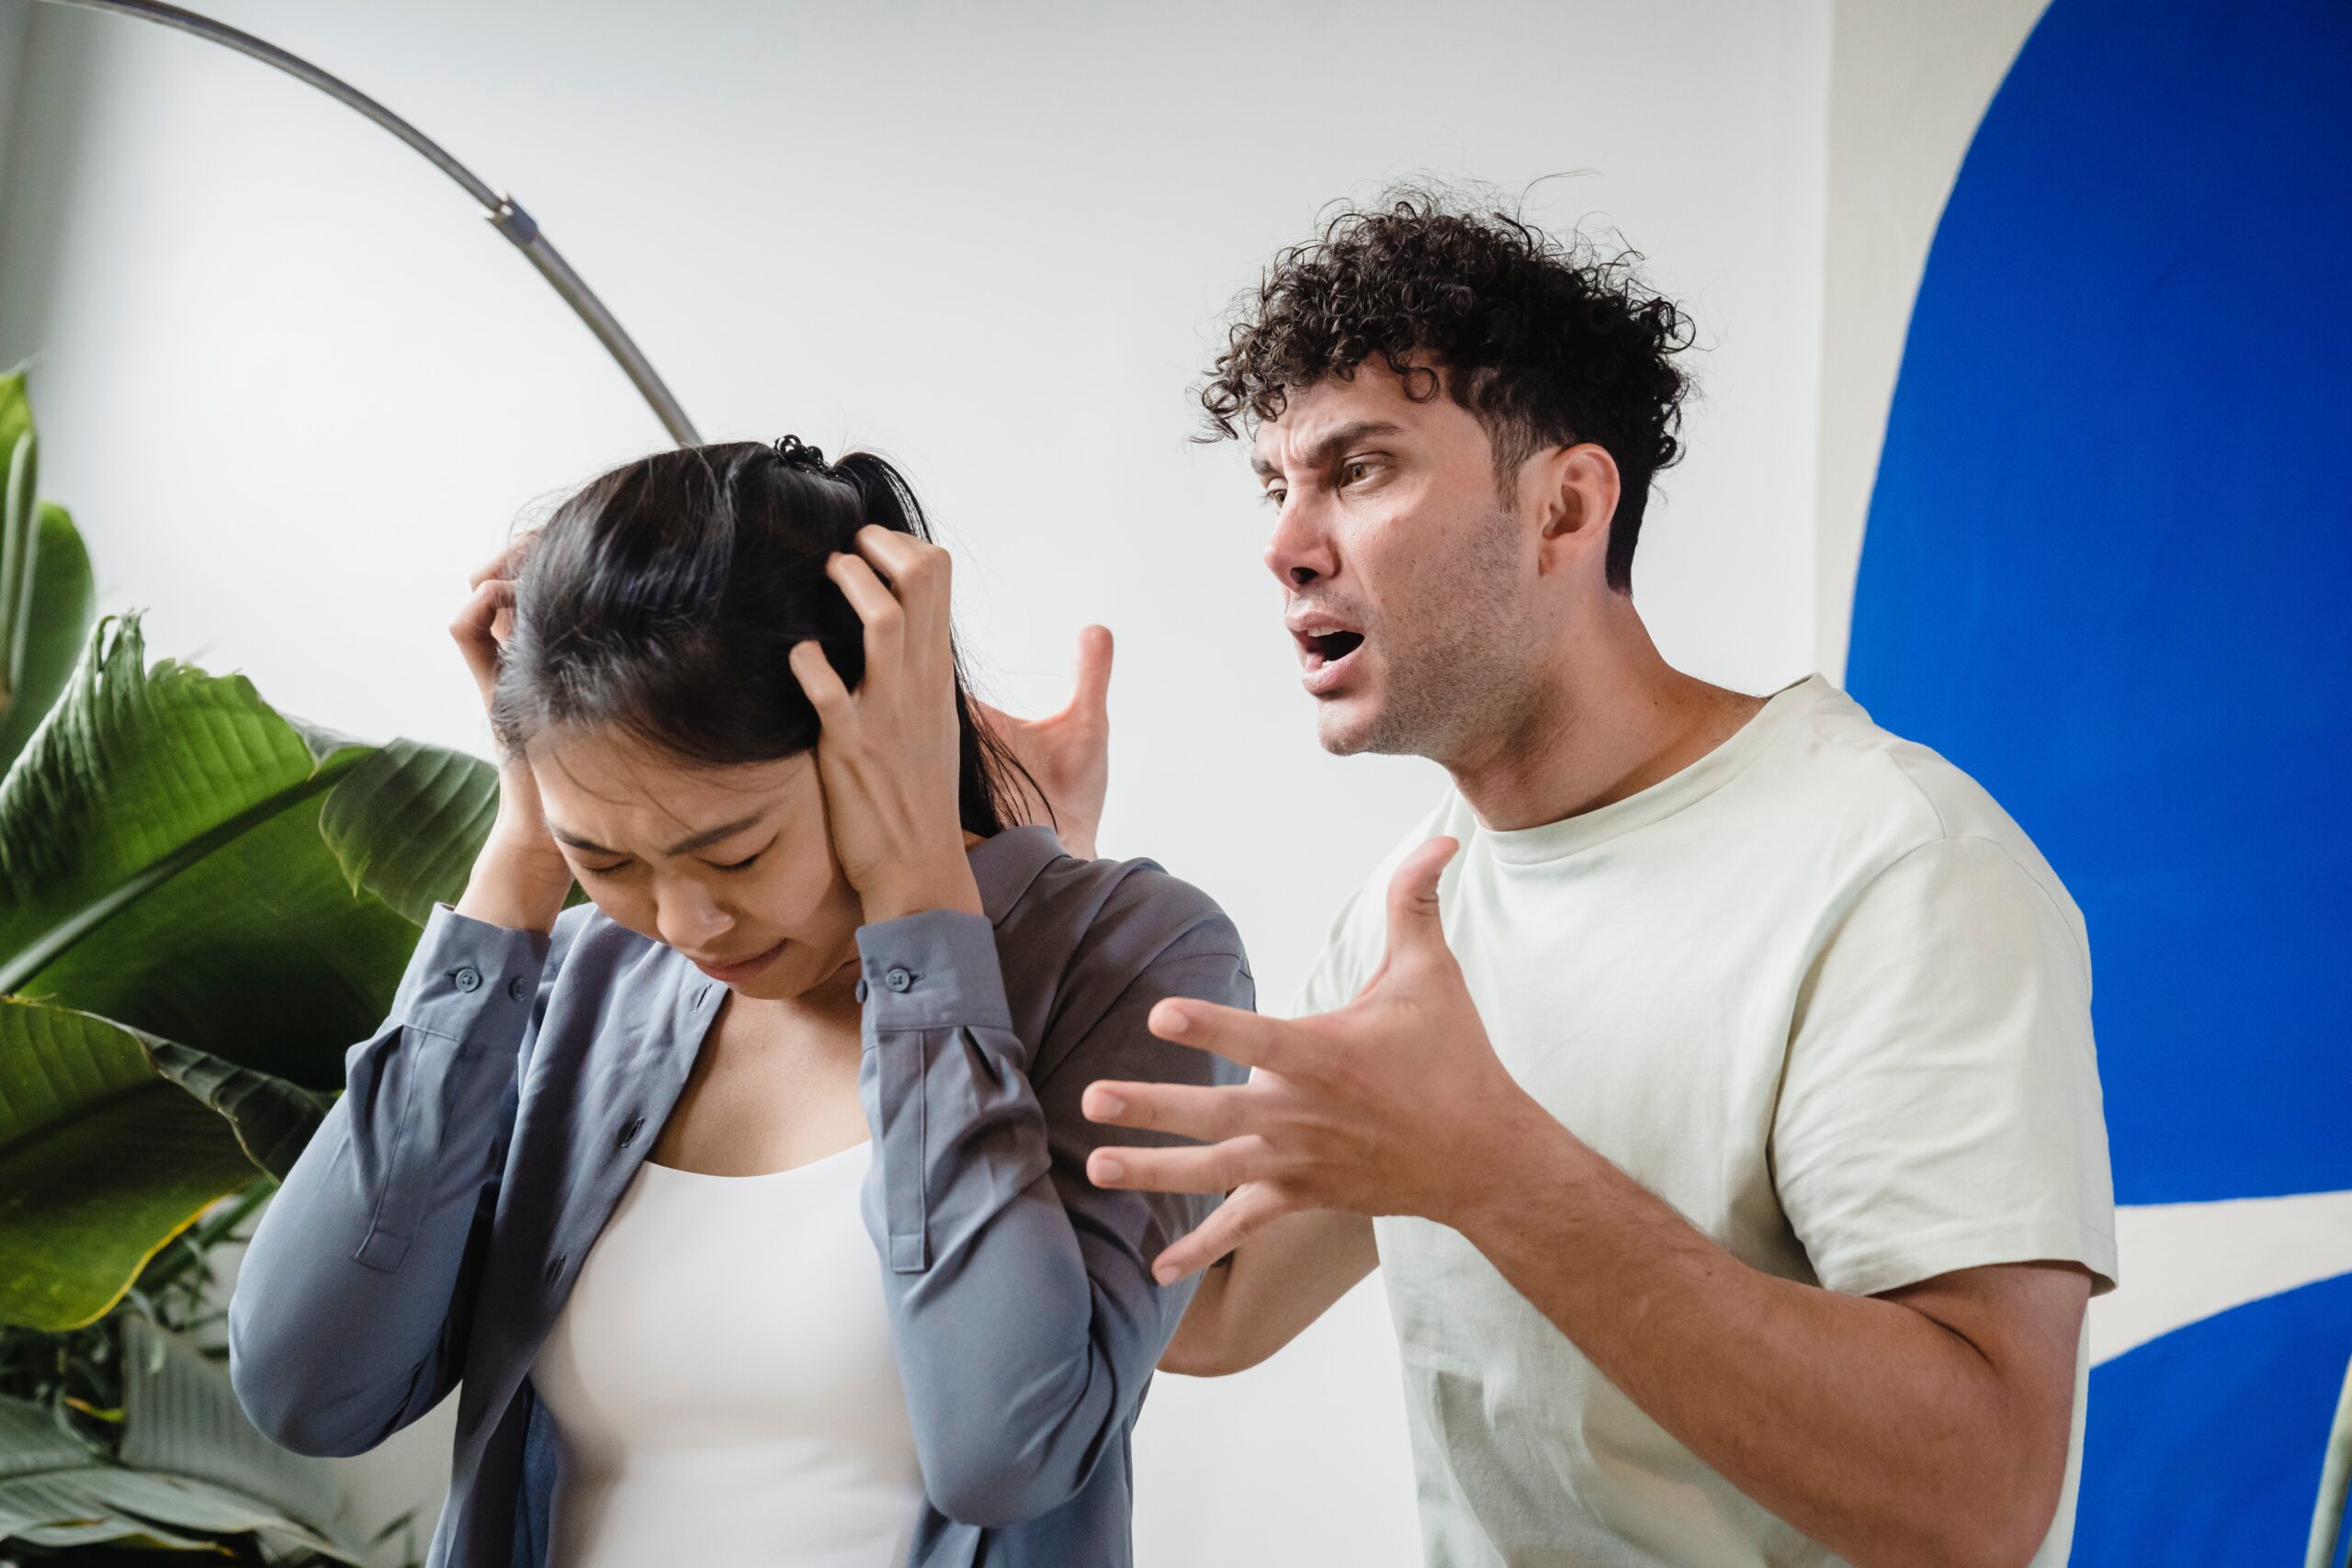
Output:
[654, 878, 732, 952]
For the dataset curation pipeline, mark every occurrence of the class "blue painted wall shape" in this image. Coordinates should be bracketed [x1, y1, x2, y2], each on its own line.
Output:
[1844, 0, 2351, 1556]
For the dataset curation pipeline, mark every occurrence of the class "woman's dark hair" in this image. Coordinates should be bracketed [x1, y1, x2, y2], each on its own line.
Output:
[1199, 186, 1696, 592]
[491, 441, 1033, 839]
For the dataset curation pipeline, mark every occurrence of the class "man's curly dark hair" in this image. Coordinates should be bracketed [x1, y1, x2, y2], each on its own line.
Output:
[1200, 189, 1696, 592]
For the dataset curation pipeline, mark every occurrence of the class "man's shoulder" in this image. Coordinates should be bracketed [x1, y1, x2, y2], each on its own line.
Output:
[1770, 682, 2077, 920]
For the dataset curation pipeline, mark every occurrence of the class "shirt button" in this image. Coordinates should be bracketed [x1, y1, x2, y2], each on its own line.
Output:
[854, 978, 870, 1004]
[452, 966, 482, 993]
[884, 966, 915, 993]
[617, 1115, 645, 1149]
[544, 1253, 567, 1284]
[506, 976, 528, 1002]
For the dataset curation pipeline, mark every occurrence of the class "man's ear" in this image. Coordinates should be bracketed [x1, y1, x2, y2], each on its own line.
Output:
[1532, 443, 1622, 578]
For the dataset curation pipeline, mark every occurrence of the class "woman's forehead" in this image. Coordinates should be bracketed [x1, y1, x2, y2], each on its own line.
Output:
[529, 729, 812, 844]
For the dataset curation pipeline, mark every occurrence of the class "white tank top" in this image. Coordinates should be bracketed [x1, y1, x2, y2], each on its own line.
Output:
[528, 1141, 925, 1568]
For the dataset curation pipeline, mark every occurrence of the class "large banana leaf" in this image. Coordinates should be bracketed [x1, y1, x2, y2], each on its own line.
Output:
[0, 998, 325, 1331]
[1, 616, 435, 1087]
[0, 1319, 362, 1559]
[0, 501, 96, 776]
[0, 371, 96, 777]
[116, 1314, 359, 1558]
[0, 615, 500, 1327]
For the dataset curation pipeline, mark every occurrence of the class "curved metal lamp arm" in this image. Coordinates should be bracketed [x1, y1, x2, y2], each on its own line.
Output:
[29, 0, 703, 446]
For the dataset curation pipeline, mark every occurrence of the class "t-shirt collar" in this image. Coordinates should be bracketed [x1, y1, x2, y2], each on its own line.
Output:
[1476, 674, 1830, 866]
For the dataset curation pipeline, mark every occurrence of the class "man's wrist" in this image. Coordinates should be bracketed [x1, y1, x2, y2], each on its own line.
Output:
[1438, 1089, 1595, 1245]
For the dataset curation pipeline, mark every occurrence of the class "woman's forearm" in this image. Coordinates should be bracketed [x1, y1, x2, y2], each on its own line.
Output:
[227, 906, 553, 1456]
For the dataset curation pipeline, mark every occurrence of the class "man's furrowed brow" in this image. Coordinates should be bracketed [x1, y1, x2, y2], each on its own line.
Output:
[1257, 420, 1405, 479]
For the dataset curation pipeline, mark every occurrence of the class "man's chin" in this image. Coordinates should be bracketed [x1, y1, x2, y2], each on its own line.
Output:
[1314, 697, 1385, 758]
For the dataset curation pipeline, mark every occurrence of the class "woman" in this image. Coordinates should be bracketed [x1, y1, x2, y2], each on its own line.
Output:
[227, 439, 1250, 1568]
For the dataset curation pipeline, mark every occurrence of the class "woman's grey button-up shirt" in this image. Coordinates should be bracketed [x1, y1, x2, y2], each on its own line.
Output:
[226, 826, 1253, 1567]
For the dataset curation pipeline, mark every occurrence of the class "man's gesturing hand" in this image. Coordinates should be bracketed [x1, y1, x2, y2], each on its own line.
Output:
[1083, 837, 1544, 1283]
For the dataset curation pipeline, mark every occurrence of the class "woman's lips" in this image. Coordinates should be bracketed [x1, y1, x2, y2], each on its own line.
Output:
[694, 937, 789, 986]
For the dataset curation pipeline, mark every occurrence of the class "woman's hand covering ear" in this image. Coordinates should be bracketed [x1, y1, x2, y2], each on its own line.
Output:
[789, 528, 986, 924]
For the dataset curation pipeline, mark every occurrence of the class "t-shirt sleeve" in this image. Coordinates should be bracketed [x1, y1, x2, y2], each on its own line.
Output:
[1771, 834, 2118, 1299]
[1292, 885, 1373, 1020]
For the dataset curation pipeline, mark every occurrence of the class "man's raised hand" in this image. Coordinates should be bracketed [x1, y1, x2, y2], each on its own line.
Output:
[1083, 837, 1548, 1282]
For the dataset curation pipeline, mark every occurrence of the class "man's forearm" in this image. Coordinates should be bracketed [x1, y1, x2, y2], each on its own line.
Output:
[1449, 1100, 2080, 1568]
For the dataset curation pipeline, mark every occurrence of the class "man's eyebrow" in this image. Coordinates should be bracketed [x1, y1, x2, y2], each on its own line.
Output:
[548, 809, 771, 859]
[1251, 420, 1404, 480]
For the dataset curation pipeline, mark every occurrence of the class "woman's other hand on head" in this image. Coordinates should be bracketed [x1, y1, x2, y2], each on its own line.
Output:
[451, 531, 573, 931]
[975, 625, 1112, 861]
[451, 532, 538, 705]
[791, 527, 985, 926]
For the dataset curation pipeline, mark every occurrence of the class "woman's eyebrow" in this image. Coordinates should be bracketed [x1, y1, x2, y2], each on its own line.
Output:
[662, 812, 769, 856]
[546, 810, 770, 859]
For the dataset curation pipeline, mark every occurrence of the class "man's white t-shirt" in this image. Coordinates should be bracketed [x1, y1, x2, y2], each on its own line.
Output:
[1298, 675, 2118, 1568]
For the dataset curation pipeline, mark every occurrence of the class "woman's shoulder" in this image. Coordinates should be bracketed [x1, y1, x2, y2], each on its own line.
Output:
[986, 829, 1249, 976]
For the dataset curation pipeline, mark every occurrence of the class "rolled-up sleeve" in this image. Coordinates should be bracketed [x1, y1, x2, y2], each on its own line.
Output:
[228, 903, 562, 1457]
[854, 905, 1250, 1529]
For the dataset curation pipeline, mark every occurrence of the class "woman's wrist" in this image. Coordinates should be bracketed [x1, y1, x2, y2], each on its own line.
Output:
[456, 836, 573, 934]
[859, 858, 985, 926]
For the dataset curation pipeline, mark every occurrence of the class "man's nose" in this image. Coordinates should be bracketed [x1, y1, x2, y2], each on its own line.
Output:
[655, 877, 732, 951]
[1263, 493, 1339, 588]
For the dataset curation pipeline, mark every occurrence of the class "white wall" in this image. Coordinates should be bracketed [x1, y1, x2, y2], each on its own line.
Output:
[0, 1, 1832, 1562]
[1813, 0, 2045, 674]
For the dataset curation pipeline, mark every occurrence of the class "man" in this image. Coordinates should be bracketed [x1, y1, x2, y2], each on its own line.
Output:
[1043, 192, 2115, 1567]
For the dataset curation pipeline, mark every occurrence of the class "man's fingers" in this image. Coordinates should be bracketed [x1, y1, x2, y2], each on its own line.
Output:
[1086, 1134, 1275, 1196]
[1378, 836, 1462, 969]
[1148, 1183, 1297, 1286]
[1082, 1078, 1255, 1142]
[1148, 997, 1304, 1076]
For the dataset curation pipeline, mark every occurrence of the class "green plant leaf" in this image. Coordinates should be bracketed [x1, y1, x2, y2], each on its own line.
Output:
[0, 371, 40, 743]
[0, 999, 269, 1332]
[318, 736, 500, 927]
[0, 616, 421, 1088]
[0, 1390, 359, 1559]
[0, 502, 97, 775]
[118, 1316, 354, 1553]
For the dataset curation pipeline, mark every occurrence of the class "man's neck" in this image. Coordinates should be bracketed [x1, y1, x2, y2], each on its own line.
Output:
[1443, 601, 1768, 834]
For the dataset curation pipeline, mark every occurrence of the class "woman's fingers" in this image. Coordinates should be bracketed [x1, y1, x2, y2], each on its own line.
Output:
[826, 550, 906, 684]
[449, 579, 515, 701]
[468, 530, 537, 591]
[850, 526, 950, 641]
[789, 639, 857, 730]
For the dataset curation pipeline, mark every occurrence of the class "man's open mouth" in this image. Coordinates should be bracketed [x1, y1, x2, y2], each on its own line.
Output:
[1302, 629, 1365, 665]
[1292, 616, 1368, 694]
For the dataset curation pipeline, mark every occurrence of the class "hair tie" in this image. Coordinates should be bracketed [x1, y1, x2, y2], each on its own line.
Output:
[773, 434, 833, 476]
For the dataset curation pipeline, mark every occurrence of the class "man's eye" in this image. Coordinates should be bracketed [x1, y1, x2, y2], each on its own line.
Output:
[1342, 460, 1377, 485]
[1261, 488, 1287, 508]
[581, 862, 628, 878]
[711, 852, 761, 873]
